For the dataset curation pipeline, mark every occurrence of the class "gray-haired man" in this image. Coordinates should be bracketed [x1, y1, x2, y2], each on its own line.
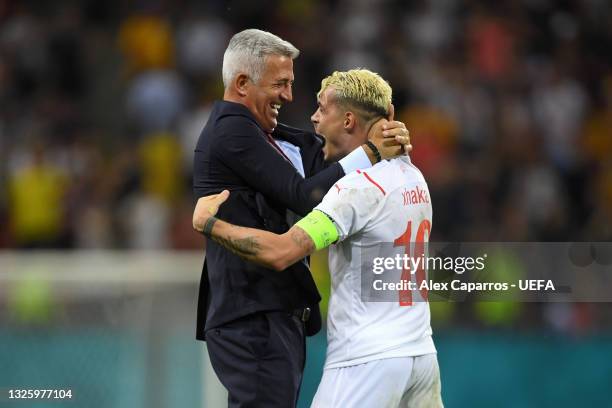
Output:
[193, 29, 410, 407]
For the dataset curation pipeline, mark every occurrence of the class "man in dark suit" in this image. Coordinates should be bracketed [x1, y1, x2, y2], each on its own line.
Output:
[193, 29, 410, 407]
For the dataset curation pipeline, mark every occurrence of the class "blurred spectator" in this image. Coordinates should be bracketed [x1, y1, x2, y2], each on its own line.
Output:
[532, 63, 588, 170]
[117, 13, 174, 74]
[139, 131, 184, 204]
[582, 75, 612, 165]
[177, 99, 214, 172]
[175, 15, 230, 78]
[467, 11, 517, 82]
[398, 104, 458, 180]
[125, 70, 187, 132]
[118, 191, 170, 249]
[7, 145, 68, 248]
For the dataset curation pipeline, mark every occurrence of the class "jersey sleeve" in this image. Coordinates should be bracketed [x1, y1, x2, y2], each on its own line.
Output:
[313, 180, 385, 242]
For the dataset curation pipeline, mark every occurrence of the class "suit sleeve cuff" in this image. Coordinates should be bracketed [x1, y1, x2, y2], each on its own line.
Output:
[338, 146, 372, 174]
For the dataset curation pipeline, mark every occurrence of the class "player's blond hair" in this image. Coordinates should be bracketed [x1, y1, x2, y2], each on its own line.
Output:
[318, 69, 392, 122]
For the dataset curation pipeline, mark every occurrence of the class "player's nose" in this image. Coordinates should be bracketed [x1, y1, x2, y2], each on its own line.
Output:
[311, 110, 319, 125]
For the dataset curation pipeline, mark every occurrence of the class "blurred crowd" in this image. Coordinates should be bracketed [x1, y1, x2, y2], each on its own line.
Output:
[1, 0, 611, 331]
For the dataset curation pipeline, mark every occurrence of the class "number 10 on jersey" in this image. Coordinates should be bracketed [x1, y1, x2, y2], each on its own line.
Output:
[393, 219, 431, 306]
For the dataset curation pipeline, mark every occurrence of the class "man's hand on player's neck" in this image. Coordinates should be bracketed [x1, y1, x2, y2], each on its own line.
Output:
[363, 104, 412, 164]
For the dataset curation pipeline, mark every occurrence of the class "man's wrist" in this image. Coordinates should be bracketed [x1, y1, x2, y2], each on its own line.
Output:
[202, 216, 218, 237]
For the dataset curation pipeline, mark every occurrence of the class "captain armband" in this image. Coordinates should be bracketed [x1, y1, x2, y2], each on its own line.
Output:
[294, 210, 339, 250]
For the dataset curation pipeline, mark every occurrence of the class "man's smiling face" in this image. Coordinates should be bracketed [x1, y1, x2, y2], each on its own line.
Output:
[243, 54, 294, 133]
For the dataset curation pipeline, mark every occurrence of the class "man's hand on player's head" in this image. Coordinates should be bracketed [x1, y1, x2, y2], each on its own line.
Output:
[193, 190, 230, 233]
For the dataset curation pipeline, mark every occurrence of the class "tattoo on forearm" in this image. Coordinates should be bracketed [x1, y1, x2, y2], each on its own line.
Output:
[211, 226, 262, 258]
[290, 227, 315, 253]
[202, 216, 218, 237]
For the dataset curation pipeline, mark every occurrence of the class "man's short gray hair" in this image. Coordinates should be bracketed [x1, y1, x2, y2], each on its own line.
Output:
[222, 29, 299, 88]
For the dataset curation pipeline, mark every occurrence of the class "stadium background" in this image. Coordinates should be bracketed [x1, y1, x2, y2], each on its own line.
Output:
[0, 0, 611, 406]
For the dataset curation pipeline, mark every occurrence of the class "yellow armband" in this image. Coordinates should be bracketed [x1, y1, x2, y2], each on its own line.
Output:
[295, 210, 339, 250]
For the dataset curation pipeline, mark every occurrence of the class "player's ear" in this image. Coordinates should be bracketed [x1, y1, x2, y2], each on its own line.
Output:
[344, 111, 357, 131]
[235, 74, 250, 97]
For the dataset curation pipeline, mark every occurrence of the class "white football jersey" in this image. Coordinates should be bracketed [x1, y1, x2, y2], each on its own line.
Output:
[315, 155, 436, 369]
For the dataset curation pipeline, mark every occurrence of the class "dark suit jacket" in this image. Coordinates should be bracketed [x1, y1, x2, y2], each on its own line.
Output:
[193, 100, 346, 340]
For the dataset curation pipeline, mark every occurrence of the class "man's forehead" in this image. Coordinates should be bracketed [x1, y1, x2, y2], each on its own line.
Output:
[264, 54, 294, 74]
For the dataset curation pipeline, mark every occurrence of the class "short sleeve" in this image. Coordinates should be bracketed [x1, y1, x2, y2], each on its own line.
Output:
[314, 181, 385, 242]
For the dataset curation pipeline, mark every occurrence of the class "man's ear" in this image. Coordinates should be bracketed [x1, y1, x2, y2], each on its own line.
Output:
[344, 111, 357, 131]
[235, 74, 250, 97]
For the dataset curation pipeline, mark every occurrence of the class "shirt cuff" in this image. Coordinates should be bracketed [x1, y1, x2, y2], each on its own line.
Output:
[338, 146, 372, 174]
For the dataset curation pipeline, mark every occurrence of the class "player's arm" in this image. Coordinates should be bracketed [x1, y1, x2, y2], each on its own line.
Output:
[192, 190, 338, 271]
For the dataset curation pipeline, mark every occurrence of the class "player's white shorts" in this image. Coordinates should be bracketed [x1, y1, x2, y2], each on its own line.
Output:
[311, 354, 443, 408]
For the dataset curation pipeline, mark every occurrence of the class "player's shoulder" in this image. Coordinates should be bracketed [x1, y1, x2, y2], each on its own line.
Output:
[334, 167, 381, 193]
[323, 168, 385, 210]
[338, 157, 425, 195]
[389, 156, 427, 184]
[320, 167, 387, 222]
